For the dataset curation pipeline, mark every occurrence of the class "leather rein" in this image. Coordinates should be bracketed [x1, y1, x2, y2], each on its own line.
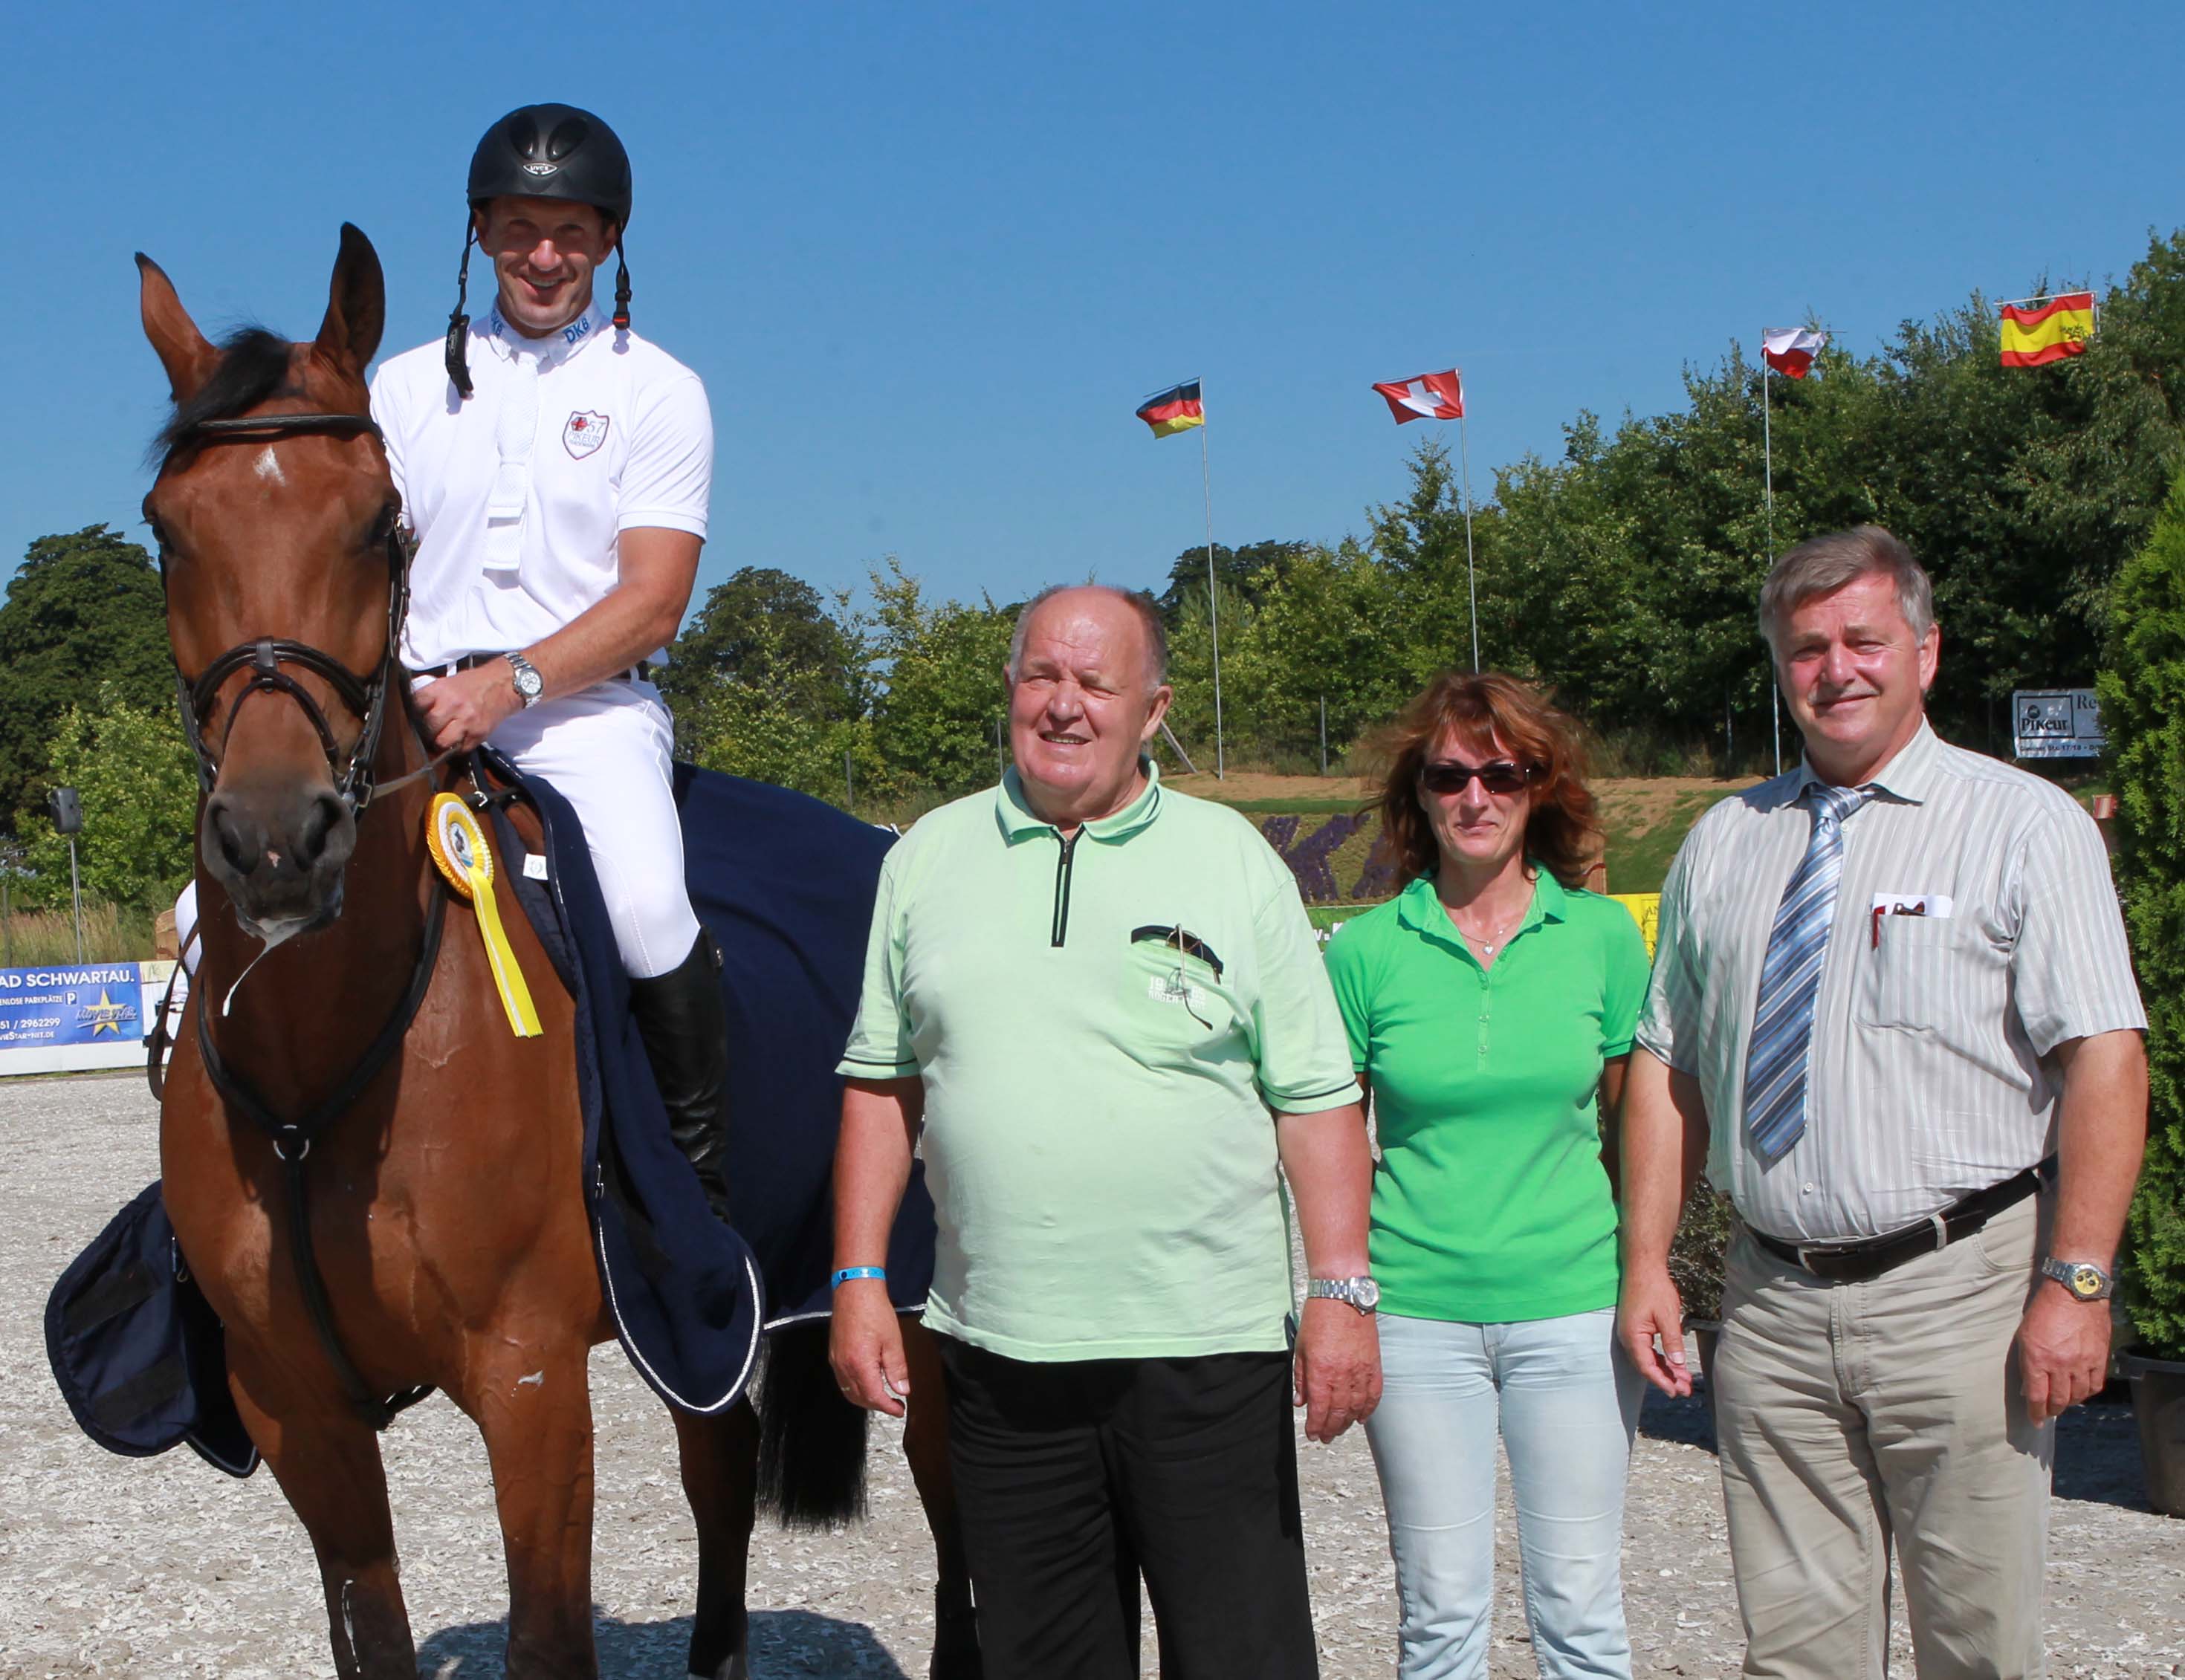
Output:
[159, 408, 453, 1430]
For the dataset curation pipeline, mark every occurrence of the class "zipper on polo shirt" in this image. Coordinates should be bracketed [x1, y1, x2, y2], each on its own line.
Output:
[1051, 831, 1081, 947]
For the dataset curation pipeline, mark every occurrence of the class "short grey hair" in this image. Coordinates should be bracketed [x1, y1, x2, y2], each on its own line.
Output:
[1006, 584, 1171, 691]
[1758, 525, 1935, 654]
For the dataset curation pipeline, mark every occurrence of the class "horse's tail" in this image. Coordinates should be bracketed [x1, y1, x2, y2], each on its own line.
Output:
[754, 1319, 870, 1528]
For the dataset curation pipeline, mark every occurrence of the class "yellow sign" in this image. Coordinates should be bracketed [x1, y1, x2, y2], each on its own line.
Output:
[1611, 892, 1662, 958]
[425, 793, 543, 1038]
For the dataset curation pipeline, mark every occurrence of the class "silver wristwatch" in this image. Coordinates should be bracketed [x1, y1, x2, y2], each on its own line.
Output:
[1306, 1275, 1381, 1314]
[2039, 1256, 2116, 1302]
[504, 650, 545, 709]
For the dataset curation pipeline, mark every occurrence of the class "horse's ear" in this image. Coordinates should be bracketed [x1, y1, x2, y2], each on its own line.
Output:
[314, 223, 385, 376]
[136, 253, 218, 403]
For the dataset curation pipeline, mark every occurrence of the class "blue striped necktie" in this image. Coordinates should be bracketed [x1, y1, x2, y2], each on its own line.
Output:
[1744, 783, 1871, 1165]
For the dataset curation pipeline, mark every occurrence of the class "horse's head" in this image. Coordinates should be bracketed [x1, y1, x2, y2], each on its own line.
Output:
[140, 225, 399, 940]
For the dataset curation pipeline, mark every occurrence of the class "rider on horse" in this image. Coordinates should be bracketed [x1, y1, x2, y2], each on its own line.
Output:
[369, 103, 734, 1220]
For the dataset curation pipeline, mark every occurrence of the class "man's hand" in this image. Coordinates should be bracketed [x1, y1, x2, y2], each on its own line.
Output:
[415, 663, 522, 756]
[1292, 1297, 1380, 1443]
[1617, 1261, 1692, 1398]
[2016, 1281, 2111, 1423]
[829, 1279, 910, 1419]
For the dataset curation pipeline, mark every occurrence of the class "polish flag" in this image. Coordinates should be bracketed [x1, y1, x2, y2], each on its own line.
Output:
[1372, 369, 1464, 423]
[1762, 327, 1828, 379]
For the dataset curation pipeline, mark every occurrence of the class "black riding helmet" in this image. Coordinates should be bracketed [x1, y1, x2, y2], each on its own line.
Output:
[444, 103, 634, 398]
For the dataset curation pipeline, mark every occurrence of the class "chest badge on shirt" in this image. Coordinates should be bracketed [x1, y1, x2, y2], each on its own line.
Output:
[563, 411, 609, 459]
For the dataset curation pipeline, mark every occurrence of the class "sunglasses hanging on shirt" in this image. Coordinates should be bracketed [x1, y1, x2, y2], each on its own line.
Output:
[1418, 758, 1544, 797]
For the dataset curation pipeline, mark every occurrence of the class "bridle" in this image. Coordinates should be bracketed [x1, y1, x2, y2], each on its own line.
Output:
[158, 411, 409, 816]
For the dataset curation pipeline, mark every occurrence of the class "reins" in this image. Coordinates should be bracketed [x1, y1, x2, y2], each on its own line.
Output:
[158, 406, 453, 1430]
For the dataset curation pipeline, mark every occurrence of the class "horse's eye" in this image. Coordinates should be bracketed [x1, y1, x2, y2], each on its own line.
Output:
[366, 505, 398, 548]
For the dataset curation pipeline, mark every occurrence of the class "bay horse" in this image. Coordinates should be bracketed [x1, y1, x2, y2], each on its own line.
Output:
[138, 224, 974, 1679]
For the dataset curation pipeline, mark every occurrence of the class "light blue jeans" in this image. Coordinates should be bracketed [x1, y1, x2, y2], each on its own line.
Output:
[1364, 1307, 1644, 1679]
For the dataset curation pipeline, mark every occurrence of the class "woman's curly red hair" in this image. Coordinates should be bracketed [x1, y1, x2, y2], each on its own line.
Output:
[1370, 671, 1602, 889]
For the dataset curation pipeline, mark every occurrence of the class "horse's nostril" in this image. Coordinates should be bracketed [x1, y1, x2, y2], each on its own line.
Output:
[296, 793, 345, 867]
[208, 801, 260, 877]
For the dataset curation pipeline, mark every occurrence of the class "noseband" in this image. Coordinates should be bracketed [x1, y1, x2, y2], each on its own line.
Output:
[161, 412, 408, 816]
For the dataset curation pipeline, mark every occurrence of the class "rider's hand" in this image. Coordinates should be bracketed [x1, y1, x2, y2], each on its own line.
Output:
[1292, 1296, 1380, 1443]
[1617, 1261, 1692, 1398]
[829, 1278, 910, 1418]
[415, 664, 522, 756]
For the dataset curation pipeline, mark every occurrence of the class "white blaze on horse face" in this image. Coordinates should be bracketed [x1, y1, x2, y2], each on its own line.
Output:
[253, 445, 285, 487]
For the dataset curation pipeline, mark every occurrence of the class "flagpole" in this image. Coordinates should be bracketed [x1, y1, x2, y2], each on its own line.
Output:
[1200, 388, 1224, 779]
[1458, 403, 1480, 674]
[1762, 351, 1781, 777]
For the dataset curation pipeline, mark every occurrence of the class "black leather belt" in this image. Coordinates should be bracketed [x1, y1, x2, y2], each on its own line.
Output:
[447, 652, 652, 685]
[1747, 1161, 2048, 1284]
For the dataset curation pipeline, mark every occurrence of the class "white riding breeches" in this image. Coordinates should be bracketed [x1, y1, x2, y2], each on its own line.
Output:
[481, 678, 702, 979]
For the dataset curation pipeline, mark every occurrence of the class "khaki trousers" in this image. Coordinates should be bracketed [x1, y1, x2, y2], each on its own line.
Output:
[1713, 1192, 2054, 1680]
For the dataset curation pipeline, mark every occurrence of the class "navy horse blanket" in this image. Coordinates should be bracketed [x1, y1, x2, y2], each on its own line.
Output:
[46, 762, 937, 1473]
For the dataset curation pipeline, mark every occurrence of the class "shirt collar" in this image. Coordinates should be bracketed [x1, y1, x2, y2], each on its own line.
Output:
[1795, 717, 1940, 805]
[1393, 865, 1566, 951]
[478, 299, 612, 369]
[995, 759, 1164, 842]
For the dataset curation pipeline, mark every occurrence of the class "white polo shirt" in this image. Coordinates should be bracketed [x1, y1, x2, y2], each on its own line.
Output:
[369, 301, 713, 670]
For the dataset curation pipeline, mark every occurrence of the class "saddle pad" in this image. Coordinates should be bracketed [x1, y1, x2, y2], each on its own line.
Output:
[45, 1181, 259, 1478]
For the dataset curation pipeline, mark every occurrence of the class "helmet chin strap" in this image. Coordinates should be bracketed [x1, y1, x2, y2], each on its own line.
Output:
[444, 222, 478, 399]
[612, 235, 631, 331]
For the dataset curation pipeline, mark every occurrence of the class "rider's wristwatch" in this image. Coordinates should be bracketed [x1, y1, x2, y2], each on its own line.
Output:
[1307, 1275, 1380, 1314]
[2039, 1256, 2116, 1302]
[504, 650, 545, 709]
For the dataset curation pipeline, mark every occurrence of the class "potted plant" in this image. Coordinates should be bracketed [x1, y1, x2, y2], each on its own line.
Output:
[1669, 1178, 1736, 1419]
[2097, 467, 2185, 1517]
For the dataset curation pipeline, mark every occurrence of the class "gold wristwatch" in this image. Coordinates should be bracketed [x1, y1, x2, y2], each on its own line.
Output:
[2039, 1256, 2115, 1302]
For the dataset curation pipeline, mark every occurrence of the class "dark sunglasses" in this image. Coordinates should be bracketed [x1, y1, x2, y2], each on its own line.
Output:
[1418, 758, 1541, 797]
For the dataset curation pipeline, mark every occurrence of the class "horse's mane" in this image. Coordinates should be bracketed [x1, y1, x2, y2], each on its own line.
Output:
[152, 326, 304, 464]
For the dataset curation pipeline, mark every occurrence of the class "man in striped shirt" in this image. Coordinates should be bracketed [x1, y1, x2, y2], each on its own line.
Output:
[1617, 527, 2147, 1680]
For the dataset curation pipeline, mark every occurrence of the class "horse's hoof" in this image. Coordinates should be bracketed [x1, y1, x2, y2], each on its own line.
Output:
[689, 1658, 748, 1680]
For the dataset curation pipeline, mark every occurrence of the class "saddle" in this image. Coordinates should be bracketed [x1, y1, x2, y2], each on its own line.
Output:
[48, 759, 938, 1468]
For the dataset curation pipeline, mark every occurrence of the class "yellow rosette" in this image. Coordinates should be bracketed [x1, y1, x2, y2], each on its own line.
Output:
[425, 792, 543, 1038]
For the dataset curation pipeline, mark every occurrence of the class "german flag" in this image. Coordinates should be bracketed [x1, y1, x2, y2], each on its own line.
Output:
[2000, 292, 2096, 368]
[1136, 380, 1204, 438]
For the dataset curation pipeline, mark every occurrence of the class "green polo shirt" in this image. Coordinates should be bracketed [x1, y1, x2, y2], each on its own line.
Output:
[838, 763, 1358, 1361]
[1324, 871, 1651, 1324]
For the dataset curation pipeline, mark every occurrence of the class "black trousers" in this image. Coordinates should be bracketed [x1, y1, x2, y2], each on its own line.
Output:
[936, 1336, 1318, 1680]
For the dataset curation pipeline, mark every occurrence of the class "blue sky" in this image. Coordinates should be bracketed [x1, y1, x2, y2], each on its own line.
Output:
[7, 1, 2182, 619]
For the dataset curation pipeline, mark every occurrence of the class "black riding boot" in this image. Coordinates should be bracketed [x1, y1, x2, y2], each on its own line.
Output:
[628, 932, 735, 1226]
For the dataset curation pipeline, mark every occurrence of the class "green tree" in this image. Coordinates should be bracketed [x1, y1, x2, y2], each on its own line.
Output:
[0, 526, 172, 837]
[867, 560, 1017, 797]
[2098, 468, 2185, 1360]
[660, 565, 864, 729]
[1156, 540, 1312, 620]
[17, 681, 197, 912]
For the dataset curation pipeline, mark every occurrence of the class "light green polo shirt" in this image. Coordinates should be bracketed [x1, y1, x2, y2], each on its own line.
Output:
[1324, 871, 1651, 1324]
[838, 762, 1359, 1361]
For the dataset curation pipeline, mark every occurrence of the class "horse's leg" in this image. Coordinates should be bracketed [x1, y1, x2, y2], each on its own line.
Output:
[229, 1378, 416, 1680]
[469, 1338, 601, 1679]
[674, 1399, 762, 1680]
[901, 1318, 983, 1680]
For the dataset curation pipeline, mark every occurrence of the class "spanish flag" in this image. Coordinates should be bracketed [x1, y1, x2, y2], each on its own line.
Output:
[1136, 380, 1204, 438]
[2000, 292, 2096, 368]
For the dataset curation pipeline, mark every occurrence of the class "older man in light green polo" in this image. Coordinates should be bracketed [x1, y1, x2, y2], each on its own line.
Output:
[828, 583, 1378, 1680]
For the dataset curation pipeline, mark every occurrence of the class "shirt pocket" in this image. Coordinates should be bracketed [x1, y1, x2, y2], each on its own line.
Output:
[1857, 914, 1984, 1034]
[1122, 942, 1243, 1070]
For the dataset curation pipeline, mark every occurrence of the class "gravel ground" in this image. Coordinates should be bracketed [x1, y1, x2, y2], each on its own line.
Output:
[4, 1073, 2180, 1678]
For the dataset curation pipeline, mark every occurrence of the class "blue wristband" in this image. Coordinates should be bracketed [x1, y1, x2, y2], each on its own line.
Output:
[830, 1265, 887, 1290]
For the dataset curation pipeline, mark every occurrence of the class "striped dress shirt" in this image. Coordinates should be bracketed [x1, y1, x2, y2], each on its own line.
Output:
[1637, 721, 2144, 1243]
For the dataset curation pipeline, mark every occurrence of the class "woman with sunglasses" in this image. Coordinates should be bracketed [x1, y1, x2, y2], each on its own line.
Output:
[1325, 671, 1651, 1679]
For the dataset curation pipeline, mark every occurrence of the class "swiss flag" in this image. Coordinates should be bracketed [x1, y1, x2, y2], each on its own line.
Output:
[1761, 327, 1828, 379]
[1372, 369, 1464, 423]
